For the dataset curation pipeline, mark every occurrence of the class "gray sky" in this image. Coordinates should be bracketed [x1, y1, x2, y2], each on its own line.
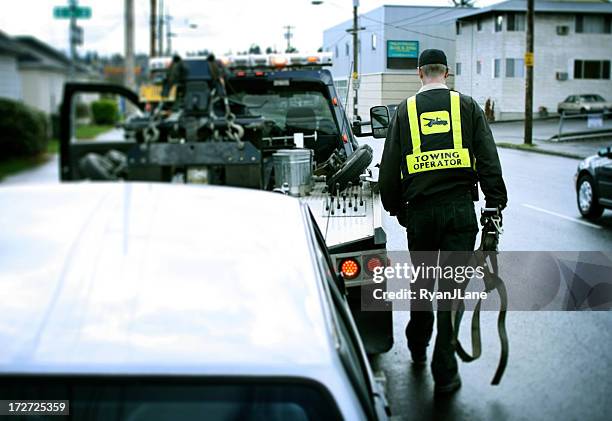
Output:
[0, 0, 498, 56]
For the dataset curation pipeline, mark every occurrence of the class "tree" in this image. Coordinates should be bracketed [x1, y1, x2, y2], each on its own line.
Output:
[248, 44, 262, 54]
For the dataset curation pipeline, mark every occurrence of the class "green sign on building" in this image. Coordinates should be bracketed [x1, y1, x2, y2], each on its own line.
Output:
[387, 40, 419, 59]
[53, 6, 92, 19]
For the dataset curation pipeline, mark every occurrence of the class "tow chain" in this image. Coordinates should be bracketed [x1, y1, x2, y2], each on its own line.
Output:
[452, 207, 509, 385]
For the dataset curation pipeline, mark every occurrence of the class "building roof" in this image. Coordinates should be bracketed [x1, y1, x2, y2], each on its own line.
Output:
[458, 0, 612, 21]
[15, 35, 70, 73]
[0, 183, 336, 376]
[0, 31, 24, 56]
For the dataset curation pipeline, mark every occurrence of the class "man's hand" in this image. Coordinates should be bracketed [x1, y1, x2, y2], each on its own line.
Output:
[480, 206, 503, 229]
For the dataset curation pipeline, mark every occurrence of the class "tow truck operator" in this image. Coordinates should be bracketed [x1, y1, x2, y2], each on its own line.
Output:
[378, 49, 508, 394]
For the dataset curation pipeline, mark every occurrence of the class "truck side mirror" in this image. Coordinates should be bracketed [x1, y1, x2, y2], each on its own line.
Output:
[370, 105, 390, 139]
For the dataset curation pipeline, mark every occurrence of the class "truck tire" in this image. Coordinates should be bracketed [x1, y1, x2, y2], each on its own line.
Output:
[327, 144, 373, 193]
[577, 174, 604, 220]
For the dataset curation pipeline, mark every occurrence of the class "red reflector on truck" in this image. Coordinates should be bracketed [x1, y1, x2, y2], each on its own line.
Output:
[340, 258, 360, 280]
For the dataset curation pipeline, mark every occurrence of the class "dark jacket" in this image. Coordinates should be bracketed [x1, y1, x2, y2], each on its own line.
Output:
[379, 88, 507, 215]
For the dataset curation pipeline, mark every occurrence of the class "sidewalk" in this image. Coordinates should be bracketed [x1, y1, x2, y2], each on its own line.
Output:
[2, 154, 59, 185]
[490, 118, 612, 159]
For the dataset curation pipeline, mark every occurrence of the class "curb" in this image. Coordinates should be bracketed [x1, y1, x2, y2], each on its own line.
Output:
[495, 142, 584, 160]
[549, 129, 612, 142]
[489, 115, 559, 124]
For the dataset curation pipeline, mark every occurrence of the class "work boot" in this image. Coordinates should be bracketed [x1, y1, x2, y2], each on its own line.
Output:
[434, 372, 462, 395]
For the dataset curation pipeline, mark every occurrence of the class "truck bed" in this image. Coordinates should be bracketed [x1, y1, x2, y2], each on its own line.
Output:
[301, 180, 386, 250]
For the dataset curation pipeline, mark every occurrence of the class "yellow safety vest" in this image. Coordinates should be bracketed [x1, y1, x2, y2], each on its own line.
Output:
[405, 91, 471, 175]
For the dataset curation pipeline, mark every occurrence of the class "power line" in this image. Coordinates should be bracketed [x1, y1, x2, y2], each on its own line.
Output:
[397, 8, 465, 27]
[388, 7, 452, 26]
[360, 15, 457, 42]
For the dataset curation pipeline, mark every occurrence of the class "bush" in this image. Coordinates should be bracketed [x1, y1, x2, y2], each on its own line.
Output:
[91, 99, 118, 125]
[0, 98, 49, 160]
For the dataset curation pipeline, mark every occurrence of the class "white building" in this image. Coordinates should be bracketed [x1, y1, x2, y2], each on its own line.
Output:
[323, 5, 474, 119]
[455, 0, 612, 120]
[0, 31, 23, 101]
[15, 36, 72, 116]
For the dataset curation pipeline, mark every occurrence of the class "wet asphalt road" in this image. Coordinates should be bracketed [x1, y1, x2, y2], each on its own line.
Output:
[362, 139, 612, 421]
[2, 141, 612, 420]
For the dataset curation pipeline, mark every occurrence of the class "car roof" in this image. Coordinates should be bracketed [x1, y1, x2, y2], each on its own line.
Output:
[0, 183, 337, 376]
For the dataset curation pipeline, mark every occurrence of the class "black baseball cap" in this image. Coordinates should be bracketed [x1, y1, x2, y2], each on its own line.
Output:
[418, 49, 448, 67]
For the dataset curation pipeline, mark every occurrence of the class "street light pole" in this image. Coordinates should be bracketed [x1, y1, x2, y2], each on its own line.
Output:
[312, 0, 362, 118]
[524, 0, 534, 145]
[352, 0, 359, 120]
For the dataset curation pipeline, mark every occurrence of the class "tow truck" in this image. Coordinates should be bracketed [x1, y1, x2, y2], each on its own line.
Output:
[58, 52, 393, 354]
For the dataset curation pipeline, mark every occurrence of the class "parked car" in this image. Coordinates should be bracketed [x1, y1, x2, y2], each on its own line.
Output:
[558, 94, 611, 115]
[0, 183, 389, 421]
[575, 146, 612, 219]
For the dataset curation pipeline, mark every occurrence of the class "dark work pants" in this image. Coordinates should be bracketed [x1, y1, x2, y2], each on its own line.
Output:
[399, 193, 478, 383]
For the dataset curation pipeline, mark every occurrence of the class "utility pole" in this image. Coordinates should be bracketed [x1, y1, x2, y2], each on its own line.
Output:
[524, 0, 534, 145]
[158, 0, 164, 56]
[352, 1, 359, 119]
[166, 14, 173, 55]
[150, 0, 157, 57]
[69, 0, 78, 80]
[283, 25, 294, 52]
[124, 0, 135, 90]
[346, 0, 364, 120]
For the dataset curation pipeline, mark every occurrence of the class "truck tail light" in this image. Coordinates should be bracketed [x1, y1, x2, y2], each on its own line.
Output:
[365, 255, 384, 275]
[340, 258, 361, 280]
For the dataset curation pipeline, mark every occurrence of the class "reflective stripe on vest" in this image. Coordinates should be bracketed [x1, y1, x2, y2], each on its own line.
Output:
[405, 91, 471, 175]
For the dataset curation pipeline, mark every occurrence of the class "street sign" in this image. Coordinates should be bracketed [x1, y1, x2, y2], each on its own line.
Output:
[387, 40, 419, 59]
[525, 51, 534, 67]
[71, 25, 83, 45]
[53, 6, 92, 19]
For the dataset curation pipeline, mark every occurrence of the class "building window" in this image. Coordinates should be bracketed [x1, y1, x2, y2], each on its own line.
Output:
[493, 59, 501, 78]
[576, 15, 612, 34]
[476, 60, 482, 75]
[335, 79, 348, 103]
[505, 58, 525, 78]
[495, 14, 504, 32]
[456, 21, 462, 35]
[507, 12, 526, 31]
[456, 62, 462, 76]
[477, 18, 483, 32]
[345, 42, 349, 56]
[574, 60, 611, 79]
[371, 33, 377, 50]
